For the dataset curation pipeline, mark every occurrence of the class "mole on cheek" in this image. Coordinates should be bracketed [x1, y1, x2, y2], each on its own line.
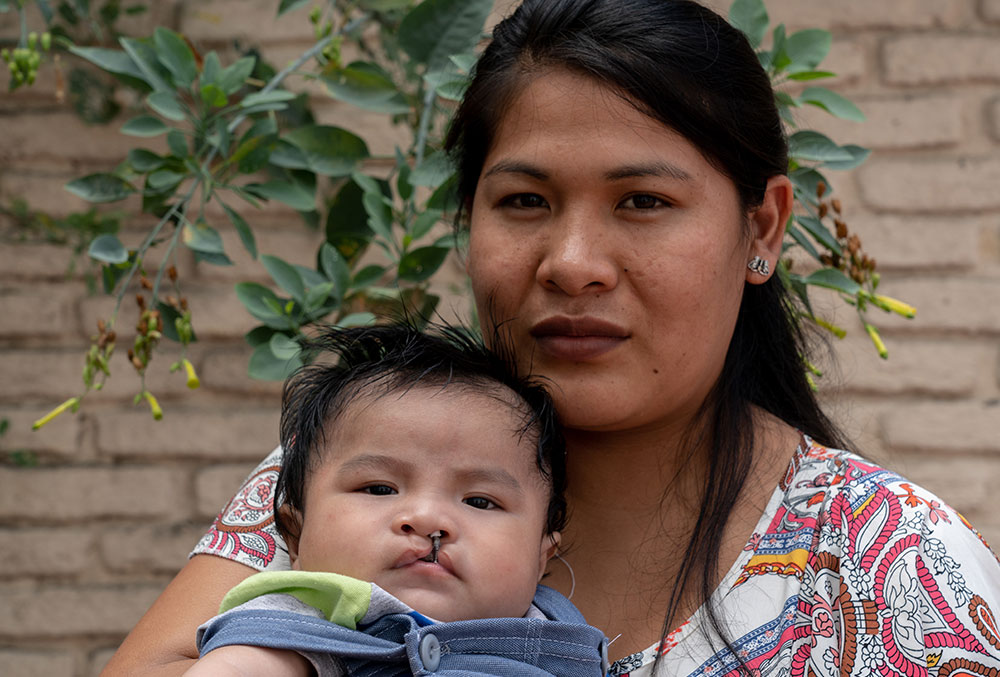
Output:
[653, 368, 660, 374]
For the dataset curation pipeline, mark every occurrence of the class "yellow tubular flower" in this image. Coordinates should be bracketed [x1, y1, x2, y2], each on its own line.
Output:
[874, 294, 917, 319]
[182, 358, 200, 390]
[813, 316, 847, 339]
[144, 391, 163, 420]
[865, 323, 889, 359]
[32, 397, 81, 430]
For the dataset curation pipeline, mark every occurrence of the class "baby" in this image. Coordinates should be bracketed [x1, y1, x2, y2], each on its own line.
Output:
[187, 324, 607, 676]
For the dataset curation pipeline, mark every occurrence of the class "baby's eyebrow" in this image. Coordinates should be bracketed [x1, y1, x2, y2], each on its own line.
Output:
[456, 467, 523, 494]
[337, 454, 411, 475]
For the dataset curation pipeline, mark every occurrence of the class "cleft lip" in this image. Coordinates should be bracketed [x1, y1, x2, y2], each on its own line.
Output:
[530, 315, 629, 339]
[394, 547, 455, 576]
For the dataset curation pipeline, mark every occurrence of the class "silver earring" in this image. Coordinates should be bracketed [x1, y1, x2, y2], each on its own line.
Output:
[748, 255, 770, 276]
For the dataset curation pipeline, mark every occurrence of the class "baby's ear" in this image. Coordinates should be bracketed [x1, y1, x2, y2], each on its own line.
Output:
[277, 505, 304, 570]
[537, 531, 562, 581]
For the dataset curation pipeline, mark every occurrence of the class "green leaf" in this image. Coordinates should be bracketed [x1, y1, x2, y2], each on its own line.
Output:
[200, 83, 228, 108]
[410, 151, 454, 188]
[219, 56, 256, 95]
[262, 254, 306, 302]
[88, 234, 128, 263]
[268, 139, 312, 171]
[304, 282, 336, 312]
[821, 144, 871, 171]
[122, 115, 169, 137]
[153, 27, 198, 88]
[800, 87, 865, 122]
[363, 191, 395, 244]
[127, 148, 166, 172]
[397, 161, 414, 202]
[786, 221, 820, 260]
[236, 282, 293, 329]
[68, 46, 146, 82]
[410, 208, 442, 240]
[183, 222, 226, 255]
[245, 326, 277, 349]
[319, 242, 351, 301]
[147, 91, 186, 121]
[240, 89, 297, 108]
[322, 62, 411, 114]
[202, 51, 222, 87]
[352, 264, 387, 289]
[326, 179, 377, 265]
[784, 29, 832, 71]
[788, 131, 854, 163]
[120, 37, 174, 92]
[805, 268, 861, 296]
[336, 312, 377, 328]
[269, 333, 302, 362]
[796, 216, 842, 255]
[248, 341, 302, 380]
[278, 0, 311, 16]
[147, 169, 184, 191]
[66, 173, 136, 203]
[246, 179, 316, 211]
[167, 129, 188, 157]
[787, 70, 835, 82]
[157, 301, 197, 343]
[427, 174, 459, 212]
[398, 0, 493, 72]
[193, 250, 234, 267]
[728, 0, 768, 48]
[221, 201, 257, 259]
[789, 168, 829, 205]
[282, 125, 369, 177]
[359, 0, 412, 10]
[397, 246, 450, 282]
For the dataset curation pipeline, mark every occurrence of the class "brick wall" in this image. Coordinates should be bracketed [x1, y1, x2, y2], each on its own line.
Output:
[2, 1, 999, 674]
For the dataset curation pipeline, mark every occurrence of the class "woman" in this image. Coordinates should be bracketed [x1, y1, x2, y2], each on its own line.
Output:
[104, 1, 1000, 675]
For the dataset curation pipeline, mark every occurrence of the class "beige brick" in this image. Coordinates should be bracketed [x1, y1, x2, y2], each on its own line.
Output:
[2, 113, 166, 171]
[0, 583, 162, 637]
[88, 648, 118, 677]
[0, 650, 76, 677]
[763, 0, 965, 29]
[882, 401, 1000, 453]
[100, 524, 206, 574]
[847, 215, 981, 270]
[193, 223, 324, 283]
[97, 408, 279, 460]
[0, 285, 81, 338]
[181, 284, 264, 339]
[883, 35, 1000, 86]
[989, 96, 1000, 140]
[0, 171, 134, 218]
[0, 528, 94, 577]
[858, 156, 1000, 212]
[0, 467, 189, 522]
[982, 0, 1000, 22]
[0, 243, 80, 281]
[0, 1, 179, 40]
[312, 100, 412, 159]
[799, 94, 963, 151]
[866, 278, 1000, 333]
[196, 463, 271, 519]
[180, 0, 314, 42]
[895, 454, 1000, 516]
[827, 336, 991, 397]
[0, 406, 82, 456]
[198, 345, 284, 398]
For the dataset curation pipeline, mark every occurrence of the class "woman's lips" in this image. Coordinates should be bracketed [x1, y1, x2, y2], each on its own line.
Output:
[529, 316, 629, 361]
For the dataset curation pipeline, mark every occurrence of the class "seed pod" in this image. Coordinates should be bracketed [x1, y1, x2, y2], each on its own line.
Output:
[132, 355, 145, 371]
[835, 219, 848, 239]
[136, 293, 146, 309]
[831, 199, 842, 214]
[166, 294, 180, 309]
[140, 276, 153, 290]
[106, 330, 116, 343]
[818, 203, 828, 219]
[180, 297, 188, 311]
[168, 265, 178, 282]
[816, 182, 827, 198]
[848, 235, 861, 255]
[98, 318, 106, 332]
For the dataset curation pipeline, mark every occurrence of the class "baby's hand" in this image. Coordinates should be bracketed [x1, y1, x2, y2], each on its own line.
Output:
[183, 645, 313, 677]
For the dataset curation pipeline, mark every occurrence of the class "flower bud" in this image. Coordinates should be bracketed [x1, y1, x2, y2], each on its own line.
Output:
[865, 323, 888, 359]
[32, 397, 81, 430]
[144, 391, 163, 420]
[874, 294, 916, 319]
[182, 358, 200, 389]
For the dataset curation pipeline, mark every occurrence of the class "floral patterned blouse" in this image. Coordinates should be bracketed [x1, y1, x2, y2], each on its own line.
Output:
[193, 436, 1000, 676]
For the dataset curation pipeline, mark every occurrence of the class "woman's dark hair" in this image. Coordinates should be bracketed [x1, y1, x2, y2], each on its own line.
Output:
[275, 323, 568, 545]
[445, 0, 850, 671]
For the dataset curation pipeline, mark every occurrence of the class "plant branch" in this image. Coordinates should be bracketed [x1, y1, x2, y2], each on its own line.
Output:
[415, 86, 437, 166]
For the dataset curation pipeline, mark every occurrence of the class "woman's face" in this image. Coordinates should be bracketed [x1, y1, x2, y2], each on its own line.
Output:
[467, 70, 766, 434]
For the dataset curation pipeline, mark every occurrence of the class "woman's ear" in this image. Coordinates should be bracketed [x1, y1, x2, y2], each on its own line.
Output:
[538, 531, 562, 581]
[277, 505, 304, 570]
[745, 175, 793, 285]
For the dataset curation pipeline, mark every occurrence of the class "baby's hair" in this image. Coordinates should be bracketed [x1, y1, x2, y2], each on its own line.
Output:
[274, 322, 567, 545]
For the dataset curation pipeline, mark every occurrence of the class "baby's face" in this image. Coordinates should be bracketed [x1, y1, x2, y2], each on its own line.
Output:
[286, 385, 558, 622]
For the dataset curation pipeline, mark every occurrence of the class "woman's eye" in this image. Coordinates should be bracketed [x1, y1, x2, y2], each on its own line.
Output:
[362, 484, 396, 496]
[620, 194, 668, 210]
[464, 496, 498, 510]
[500, 193, 548, 210]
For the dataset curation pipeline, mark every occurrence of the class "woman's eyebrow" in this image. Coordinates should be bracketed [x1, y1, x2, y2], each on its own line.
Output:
[604, 161, 692, 181]
[482, 160, 549, 181]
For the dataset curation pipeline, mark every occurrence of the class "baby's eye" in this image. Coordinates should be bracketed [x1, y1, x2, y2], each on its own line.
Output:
[500, 193, 548, 210]
[362, 484, 396, 496]
[464, 496, 498, 510]
[619, 194, 669, 210]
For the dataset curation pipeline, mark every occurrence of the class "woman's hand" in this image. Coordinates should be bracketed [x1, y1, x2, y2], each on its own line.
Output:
[101, 555, 258, 676]
[183, 646, 313, 677]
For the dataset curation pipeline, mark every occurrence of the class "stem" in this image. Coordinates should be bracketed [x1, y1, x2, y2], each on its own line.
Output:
[414, 86, 437, 166]
[18, 7, 27, 48]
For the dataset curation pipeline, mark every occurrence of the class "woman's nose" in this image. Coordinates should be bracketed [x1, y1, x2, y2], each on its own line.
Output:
[536, 212, 619, 296]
